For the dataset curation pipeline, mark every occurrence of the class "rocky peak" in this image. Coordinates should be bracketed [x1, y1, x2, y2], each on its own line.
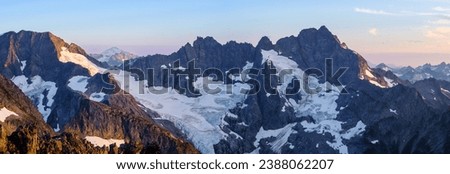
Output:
[256, 36, 274, 50]
[192, 36, 221, 49]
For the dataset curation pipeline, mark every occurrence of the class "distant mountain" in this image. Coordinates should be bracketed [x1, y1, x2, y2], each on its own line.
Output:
[374, 62, 450, 113]
[376, 62, 450, 83]
[90, 47, 138, 67]
[413, 79, 450, 113]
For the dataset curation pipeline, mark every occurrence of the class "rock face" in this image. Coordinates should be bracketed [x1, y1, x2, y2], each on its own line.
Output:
[0, 31, 198, 154]
[0, 74, 51, 153]
[124, 26, 450, 154]
[412, 79, 450, 114]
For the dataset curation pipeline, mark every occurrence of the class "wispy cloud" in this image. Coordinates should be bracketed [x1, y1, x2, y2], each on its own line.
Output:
[430, 19, 450, 25]
[369, 28, 378, 36]
[354, 7, 450, 19]
[354, 8, 396, 15]
[433, 6, 450, 12]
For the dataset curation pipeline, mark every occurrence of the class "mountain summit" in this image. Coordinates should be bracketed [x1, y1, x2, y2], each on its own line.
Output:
[90, 47, 138, 67]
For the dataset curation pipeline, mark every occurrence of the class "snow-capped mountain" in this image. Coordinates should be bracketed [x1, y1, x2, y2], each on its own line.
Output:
[123, 26, 450, 154]
[376, 62, 450, 83]
[90, 47, 138, 67]
[0, 31, 197, 154]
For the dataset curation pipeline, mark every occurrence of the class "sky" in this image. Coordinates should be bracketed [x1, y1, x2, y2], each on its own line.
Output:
[1, 0, 450, 67]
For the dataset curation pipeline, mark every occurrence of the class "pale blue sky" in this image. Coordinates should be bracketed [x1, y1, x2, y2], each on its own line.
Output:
[1, 0, 450, 66]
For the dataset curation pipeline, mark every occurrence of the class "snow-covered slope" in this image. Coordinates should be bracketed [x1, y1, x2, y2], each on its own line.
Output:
[60, 47, 100, 76]
[11, 75, 57, 122]
[257, 50, 366, 154]
[0, 107, 18, 122]
[85, 136, 125, 147]
[112, 69, 250, 153]
[111, 49, 368, 154]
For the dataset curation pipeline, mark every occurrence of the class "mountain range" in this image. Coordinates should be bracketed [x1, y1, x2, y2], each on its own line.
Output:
[376, 62, 450, 83]
[0, 27, 449, 154]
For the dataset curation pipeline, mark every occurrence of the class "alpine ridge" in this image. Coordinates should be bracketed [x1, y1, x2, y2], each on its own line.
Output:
[122, 26, 450, 154]
[0, 30, 198, 154]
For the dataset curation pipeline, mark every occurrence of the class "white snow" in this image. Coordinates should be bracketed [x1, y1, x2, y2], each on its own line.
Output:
[301, 120, 347, 153]
[261, 49, 365, 154]
[89, 92, 106, 102]
[301, 120, 366, 154]
[261, 49, 305, 96]
[67, 76, 89, 93]
[0, 107, 18, 122]
[441, 88, 450, 98]
[12, 75, 57, 122]
[174, 66, 186, 71]
[365, 69, 375, 78]
[94, 47, 138, 66]
[384, 77, 398, 88]
[253, 123, 297, 153]
[54, 124, 60, 132]
[20, 61, 27, 71]
[85, 136, 125, 147]
[59, 47, 99, 76]
[369, 79, 385, 88]
[289, 143, 295, 149]
[342, 121, 366, 140]
[371, 140, 379, 144]
[389, 109, 398, 115]
[226, 112, 238, 119]
[362, 68, 390, 88]
[111, 68, 250, 154]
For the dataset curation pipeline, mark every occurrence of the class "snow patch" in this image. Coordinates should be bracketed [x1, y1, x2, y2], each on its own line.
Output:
[59, 47, 99, 76]
[112, 70, 249, 154]
[365, 69, 375, 78]
[54, 124, 60, 132]
[441, 88, 450, 98]
[262, 49, 359, 153]
[67, 76, 89, 93]
[389, 109, 398, 115]
[301, 120, 366, 154]
[384, 77, 398, 88]
[254, 123, 297, 153]
[369, 79, 385, 88]
[85, 136, 125, 147]
[89, 92, 106, 102]
[20, 61, 27, 71]
[0, 107, 18, 122]
[12, 75, 57, 122]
